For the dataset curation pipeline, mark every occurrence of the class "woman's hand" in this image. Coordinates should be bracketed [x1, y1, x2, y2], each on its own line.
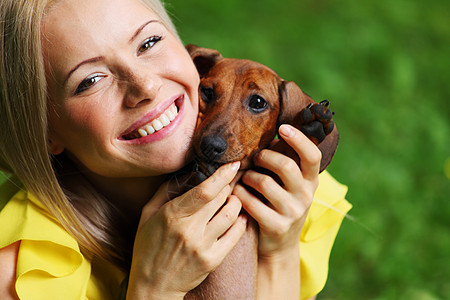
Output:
[235, 124, 321, 257]
[233, 125, 322, 299]
[127, 162, 247, 300]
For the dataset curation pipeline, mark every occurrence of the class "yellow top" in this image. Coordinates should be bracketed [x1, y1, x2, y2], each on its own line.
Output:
[299, 171, 352, 299]
[0, 171, 351, 300]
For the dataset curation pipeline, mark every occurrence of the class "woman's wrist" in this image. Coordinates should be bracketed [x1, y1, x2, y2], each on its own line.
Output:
[258, 246, 300, 279]
[257, 246, 300, 300]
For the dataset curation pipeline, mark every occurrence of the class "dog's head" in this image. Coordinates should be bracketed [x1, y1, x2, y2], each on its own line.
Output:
[186, 45, 338, 178]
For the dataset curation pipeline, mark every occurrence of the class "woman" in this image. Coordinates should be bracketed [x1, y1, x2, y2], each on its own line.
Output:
[0, 0, 351, 299]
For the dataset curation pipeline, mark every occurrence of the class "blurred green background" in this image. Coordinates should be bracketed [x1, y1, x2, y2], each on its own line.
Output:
[166, 0, 449, 299]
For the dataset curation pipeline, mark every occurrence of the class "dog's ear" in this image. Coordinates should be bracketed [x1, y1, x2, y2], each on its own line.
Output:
[186, 44, 223, 77]
[317, 123, 339, 172]
[278, 80, 339, 172]
[278, 81, 311, 125]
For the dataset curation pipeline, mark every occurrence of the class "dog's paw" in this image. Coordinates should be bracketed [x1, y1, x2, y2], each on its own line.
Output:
[297, 100, 335, 145]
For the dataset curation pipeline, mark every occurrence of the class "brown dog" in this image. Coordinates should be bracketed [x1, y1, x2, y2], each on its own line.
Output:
[182, 45, 339, 299]
[187, 45, 338, 182]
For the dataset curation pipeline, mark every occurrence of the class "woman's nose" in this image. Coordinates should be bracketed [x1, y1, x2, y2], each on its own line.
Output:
[123, 70, 162, 108]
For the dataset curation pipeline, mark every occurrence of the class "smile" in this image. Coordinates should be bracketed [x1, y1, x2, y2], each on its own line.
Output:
[122, 104, 178, 140]
[120, 94, 184, 142]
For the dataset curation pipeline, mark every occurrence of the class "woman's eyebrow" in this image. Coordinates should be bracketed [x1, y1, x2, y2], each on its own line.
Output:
[129, 20, 160, 43]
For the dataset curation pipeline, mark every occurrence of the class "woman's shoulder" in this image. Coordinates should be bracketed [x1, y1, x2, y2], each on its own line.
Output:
[0, 183, 76, 249]
[301, 170, 352, 242]
[0, 184, 92, 299]
[316, 170, 350, 205]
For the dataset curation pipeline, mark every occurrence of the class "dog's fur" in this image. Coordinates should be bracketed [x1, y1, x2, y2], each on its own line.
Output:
[182, 45, 339, 299]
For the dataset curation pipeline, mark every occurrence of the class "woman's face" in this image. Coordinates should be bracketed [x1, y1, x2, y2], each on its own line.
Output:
[42, 0, 200, 177]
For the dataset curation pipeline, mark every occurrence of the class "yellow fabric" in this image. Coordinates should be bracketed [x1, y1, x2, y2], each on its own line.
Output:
[299, 171, 352, 299]
[0, 179, 124, 300]
[0, 171, 350, 300]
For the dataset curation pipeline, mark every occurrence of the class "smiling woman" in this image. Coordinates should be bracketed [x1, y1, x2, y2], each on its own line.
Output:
[0, 0, 350, 299]
[0, 0, 208, 298]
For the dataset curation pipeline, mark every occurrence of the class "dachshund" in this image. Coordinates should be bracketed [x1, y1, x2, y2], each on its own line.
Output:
[182, 45, 339, 299]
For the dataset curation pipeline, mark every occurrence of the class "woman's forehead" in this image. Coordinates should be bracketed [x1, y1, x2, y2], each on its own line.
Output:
[42, 0, 158, 34]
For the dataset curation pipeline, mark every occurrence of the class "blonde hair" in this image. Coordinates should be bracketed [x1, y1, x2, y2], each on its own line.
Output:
[0, 0, 180, 269]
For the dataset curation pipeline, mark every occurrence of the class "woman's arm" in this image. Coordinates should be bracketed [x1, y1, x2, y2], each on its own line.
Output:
[0, 241, 20, 300]
[234, 125, 321, 299]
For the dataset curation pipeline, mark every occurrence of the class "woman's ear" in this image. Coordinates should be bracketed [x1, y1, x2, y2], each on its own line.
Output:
[185, 44, 223, 77]
[48, 137, 64, 155]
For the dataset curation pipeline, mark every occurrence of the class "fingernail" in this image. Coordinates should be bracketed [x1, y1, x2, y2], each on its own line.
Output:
[231, 161, 241, 172]
[279, 125, 294, 137]
[239, 214, 248, 224]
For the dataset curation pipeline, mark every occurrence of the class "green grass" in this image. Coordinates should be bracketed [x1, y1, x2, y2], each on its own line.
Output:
[2, 0, 448, 298]
[166, 0, 449, 299]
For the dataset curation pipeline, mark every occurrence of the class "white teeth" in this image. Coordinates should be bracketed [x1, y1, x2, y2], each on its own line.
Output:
[135, 103, 179, 138]
[160, 114, 170, 126]
[145, 124, 155, 134]
[166, 110, 175, 121]
[138, 129, 148, 137]
[152, 119, 163, 131]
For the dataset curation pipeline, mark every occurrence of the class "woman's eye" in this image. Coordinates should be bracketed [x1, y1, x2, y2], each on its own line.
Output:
[74, 74, 105, 95]
[138, 36, 162, 54]
[247, 95, 269, 113]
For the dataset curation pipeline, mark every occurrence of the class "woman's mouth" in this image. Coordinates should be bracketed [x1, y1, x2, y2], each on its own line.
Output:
[120, 94, 184, 142]
[122, 103, 179, 140]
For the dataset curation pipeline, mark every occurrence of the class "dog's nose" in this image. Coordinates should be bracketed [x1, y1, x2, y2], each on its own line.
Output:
[200, 135, 228, 160]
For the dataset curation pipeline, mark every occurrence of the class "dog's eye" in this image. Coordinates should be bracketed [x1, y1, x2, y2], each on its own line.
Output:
[247, 95, 268, 113]
[200, 87, 215, 103]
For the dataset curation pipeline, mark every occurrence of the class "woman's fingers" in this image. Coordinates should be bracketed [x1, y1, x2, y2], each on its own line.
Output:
[252, 149, 302, 193]
[210, 213, 248, 259]
[171, 161, 240, 217]
[233, 184, 282, 231]
[205, 195, 242, 241]
[278, 124, 322, 181]
[240, 168, 290, 214]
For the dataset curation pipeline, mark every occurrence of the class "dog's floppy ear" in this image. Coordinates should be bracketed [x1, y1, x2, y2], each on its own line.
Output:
[278, 80, 339, 172]
[278, 81, 311, 125]
[186, 44, 223, 77]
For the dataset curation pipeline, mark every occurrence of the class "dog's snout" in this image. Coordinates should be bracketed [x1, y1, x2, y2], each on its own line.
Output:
[200, 135, 228, 160]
